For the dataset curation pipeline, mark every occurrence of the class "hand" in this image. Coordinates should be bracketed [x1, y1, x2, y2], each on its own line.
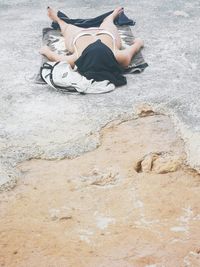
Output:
[39, 45, 51, 56]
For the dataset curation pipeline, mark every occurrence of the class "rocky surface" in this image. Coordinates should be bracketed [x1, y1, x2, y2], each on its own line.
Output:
[1, 115, 200, 266]
[0, 0, 199, 187]
[134, 152, 183, 174]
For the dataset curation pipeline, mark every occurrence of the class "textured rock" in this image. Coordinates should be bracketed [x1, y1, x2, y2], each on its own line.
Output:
[49, 208, 73, 221]
[134, 152, 183, 174]
[183, 251, 200, 267]
[153, 155, 182, 174]
[80, 168, 120, 186]
[1, 115, 198, 267]
[141, 153, 159, 172]
[135, 103, 156, 118]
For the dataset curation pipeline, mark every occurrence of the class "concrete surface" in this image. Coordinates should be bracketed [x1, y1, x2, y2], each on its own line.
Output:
[0, 0, 200, 188]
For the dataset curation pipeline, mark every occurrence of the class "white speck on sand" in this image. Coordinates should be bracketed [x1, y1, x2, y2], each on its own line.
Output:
[96, 216, 116, 230]
[174, 10, 189, 17]
[170, 226, 187, 232]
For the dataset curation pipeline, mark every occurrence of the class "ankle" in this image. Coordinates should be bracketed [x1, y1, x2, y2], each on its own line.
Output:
[134, 38, 144, 48]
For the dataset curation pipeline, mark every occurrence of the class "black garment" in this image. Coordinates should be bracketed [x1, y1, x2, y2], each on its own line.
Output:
[75, 40, 127, 87]
[51, 10, 135, 30]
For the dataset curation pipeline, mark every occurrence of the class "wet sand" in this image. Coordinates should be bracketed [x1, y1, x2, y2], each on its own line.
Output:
[1, 115, 200, 267]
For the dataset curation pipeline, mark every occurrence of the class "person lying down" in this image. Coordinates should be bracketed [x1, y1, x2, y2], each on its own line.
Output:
[40, 7, 144, 87]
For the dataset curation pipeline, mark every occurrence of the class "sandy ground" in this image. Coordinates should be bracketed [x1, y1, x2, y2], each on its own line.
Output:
[1, 114, 200, 267]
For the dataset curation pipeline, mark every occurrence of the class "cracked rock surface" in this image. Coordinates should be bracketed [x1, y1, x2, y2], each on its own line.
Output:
[1, 115, 200, 266]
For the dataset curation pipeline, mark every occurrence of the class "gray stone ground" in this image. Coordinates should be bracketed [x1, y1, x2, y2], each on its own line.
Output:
[0, 0, 200, 188]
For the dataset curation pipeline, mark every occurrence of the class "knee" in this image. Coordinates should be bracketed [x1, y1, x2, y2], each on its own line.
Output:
[115, 51, 131, 68]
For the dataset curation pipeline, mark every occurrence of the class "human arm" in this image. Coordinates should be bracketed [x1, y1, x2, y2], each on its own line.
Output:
[39, 45, 76, 68]
[115, 38, 144, 68]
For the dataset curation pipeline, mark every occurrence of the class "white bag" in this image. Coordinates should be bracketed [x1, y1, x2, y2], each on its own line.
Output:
[40, 61, 115, 94]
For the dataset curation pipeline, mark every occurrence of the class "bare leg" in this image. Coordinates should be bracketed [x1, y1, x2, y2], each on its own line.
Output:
[47, 7, 123, 52]
[100, 7, 144, 67]
[40, 7, 79, 65]
[47, 7, 83, 52]
[100, 7, 124, 49]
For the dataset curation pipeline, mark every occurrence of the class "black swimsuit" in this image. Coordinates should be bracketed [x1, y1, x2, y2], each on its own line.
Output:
[75, 40, 127, 86]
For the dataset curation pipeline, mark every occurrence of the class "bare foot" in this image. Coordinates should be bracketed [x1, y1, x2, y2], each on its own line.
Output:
[47, 6, 58, 22]
[112, 7, 124, 20]
[134, 38, 144, 48]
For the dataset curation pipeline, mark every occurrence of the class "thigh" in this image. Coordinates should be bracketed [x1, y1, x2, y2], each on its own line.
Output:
[63, 24, 83, 52]
[100, 19, 122, 49]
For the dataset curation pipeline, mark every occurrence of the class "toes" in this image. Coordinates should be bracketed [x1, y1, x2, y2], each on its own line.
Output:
[115, 7, 124, 13]
[112, 7, 124, 18]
